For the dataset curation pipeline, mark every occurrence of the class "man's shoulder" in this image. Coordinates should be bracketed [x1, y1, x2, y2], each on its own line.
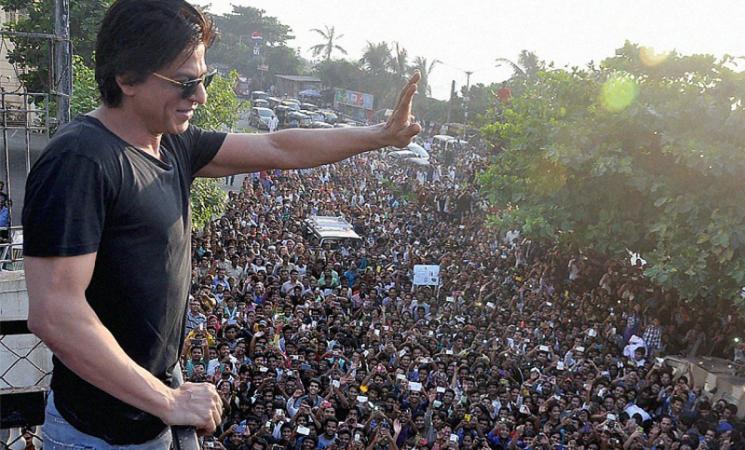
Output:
[43, 115, 123, 162]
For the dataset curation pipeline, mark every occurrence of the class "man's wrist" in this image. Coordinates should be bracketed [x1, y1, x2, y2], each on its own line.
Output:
[367, 124, 391, 150]
[156, 386, 178, 421]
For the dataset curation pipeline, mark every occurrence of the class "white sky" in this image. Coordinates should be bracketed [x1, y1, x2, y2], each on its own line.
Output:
[208, 0, 745, 100]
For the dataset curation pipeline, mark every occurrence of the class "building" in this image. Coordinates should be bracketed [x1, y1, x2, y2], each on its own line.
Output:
[333, 88, 374, 124]
[0, 7, 25, 107]
[274, 75, 322, 99]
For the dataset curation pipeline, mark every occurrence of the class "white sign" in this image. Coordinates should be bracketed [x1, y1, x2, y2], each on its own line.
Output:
[413, 265, 440, 286]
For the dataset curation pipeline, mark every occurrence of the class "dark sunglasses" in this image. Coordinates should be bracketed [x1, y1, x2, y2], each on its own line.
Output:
[152, 68, 217, 99]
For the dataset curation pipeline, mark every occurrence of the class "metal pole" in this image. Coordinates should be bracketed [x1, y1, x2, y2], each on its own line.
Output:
[463, 71, 472, 140]
[54, 0, 71, 125]
[446, 80, 455, 124]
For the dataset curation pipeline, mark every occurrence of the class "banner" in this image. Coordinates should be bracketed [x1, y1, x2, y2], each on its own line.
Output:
[413, 265, 440, 286]
[334, 88, 374, 110]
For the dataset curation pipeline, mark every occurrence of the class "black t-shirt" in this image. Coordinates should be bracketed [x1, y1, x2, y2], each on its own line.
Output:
[22, 115, 226, 444]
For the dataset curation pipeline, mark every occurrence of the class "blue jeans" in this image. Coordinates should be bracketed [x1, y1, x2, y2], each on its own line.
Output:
[42, 391, 173, 449]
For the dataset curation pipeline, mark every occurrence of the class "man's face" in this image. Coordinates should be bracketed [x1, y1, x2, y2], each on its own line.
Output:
[325, 421, 337, 436]
[123, 43, 208, 135]
[191, 348, 202, 361]
[660, 417, 673, 431]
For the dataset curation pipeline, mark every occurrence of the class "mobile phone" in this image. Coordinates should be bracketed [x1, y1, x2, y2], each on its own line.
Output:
[436, 387, 446, 393]
[297, 425, 310, 436]
[332, 380, 341, 388]
[450, 434, 459, 443]
[607, 413, 617, 421]
[464, 414, 472, 422]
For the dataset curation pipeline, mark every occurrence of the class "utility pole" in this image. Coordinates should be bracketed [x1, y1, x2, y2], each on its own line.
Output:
[462, 71, 473, 140]
[445, 79, 455, 124]
[54, 0, 71, 125]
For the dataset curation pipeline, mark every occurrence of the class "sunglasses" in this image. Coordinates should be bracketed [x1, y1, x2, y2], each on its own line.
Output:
[152, 68, 217, 99]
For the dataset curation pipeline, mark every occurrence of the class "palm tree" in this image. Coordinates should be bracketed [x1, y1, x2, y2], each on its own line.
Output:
[309, 26, 347, 62]
[360, 41, 392, 74]
[495, 50, 545, 81]
[413, 56, 441, 97]
[391, 42, 409, 80]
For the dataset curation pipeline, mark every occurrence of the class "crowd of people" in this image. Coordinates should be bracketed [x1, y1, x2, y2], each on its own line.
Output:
[183, 135, 744, 450]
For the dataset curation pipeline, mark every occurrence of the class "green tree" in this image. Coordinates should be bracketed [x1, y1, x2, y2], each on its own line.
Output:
[188, 69, 250, 228]
[314, 59, 364, 91]
[0, 0, 112, 93]
[206, 5, 304, 83]
[480, 42, 745, 308]
[391, 42, 409, 81]
[192, 70, 247, 131]
[70, 55, 98, 117]
[412, 56, 441, 97]
[309, 26, 347, 62]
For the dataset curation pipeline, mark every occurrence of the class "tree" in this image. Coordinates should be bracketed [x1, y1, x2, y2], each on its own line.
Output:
[71, 55, 98, 117]
[480, 42, 745, 308]
[206, 5, 305, 83]
[360, 41, 392, 74]
[495, 50, 546, 83]
[391, 42, 409, 81]
[412, 56, 441, 97]
[192, 70, 247, 131]
[314, 59, 364, 92]
[188, 69, 250, 228]
[309, 26, 347, 62]
[0, 0, 112, 94]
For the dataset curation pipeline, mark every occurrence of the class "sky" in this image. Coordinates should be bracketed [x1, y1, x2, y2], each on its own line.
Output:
[208, 0, 745, 101]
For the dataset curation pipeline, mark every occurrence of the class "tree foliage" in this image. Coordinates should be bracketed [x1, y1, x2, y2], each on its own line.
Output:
[188, 70, 249, 227]
[0, 0, 111, 93]
[70, 55, 98, 116]
[192, 70, 247, 131]
[309, 26, 347, 62]
[206, 5, 305, 82]
[480, 42, 745, 307]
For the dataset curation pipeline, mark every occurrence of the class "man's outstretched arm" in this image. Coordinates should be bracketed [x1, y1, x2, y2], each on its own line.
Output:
[196, 72, 421, 178]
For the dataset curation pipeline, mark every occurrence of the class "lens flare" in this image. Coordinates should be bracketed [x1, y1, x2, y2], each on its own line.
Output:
[639, 46, 670, 67]
[600, 73, 638, 113]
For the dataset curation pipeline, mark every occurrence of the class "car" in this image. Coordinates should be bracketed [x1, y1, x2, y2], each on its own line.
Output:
[389, 142, 429, 160]
[248, 107, 276, 130]
[310, 121, 333, 129]
[281, 100, 301, 111]
[299, 109, 325, 123]
[250, 90, 269, 102]
[253, 98, 269, 108]
[267, 97, 282, 108]
[300, 102, 318, 111]
[318, 110, 338, 125]
[287, 111, 311, 128]
[432, 134, 455, 151]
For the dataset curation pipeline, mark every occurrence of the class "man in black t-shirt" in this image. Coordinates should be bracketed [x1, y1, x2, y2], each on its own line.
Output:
[22, 0, 421, 447]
